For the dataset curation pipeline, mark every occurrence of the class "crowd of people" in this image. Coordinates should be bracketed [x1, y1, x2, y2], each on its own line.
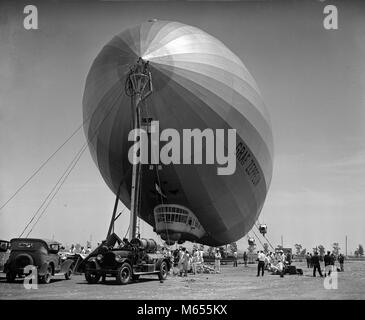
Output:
[256, 250, 290, 277]
[68, 244, 92, 255]
[160, 246, 230, 276]
[163, 246, 206, 276]
[306, 251, 345, 277]
[255, 250, 346, 278]
[66, 241, 346, 279]
[161, 246, 297, 278]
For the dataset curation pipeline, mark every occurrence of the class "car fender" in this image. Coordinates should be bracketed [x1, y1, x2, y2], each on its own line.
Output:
[116, 258, 132, 271]
[118, 257, 130, 265]
[85, 258, 101, 270]
[155, 258, 170, 270]
[38, 262, 50, 276]
[60, 259, 74, 274]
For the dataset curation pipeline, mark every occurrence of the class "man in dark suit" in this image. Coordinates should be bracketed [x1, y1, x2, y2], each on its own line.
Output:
[338, 254, 345, 271]
[324, 251, 331, 276]
[311, 251, 323, 277]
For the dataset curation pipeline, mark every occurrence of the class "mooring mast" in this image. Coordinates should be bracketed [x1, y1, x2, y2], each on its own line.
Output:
[125, 58, 153, 240]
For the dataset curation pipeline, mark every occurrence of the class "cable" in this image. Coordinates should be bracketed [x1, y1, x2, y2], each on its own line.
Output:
[148, 105, 171, 246]
[21, 88, 124, 236]
[255, 222, 275, 251]
[0, 106, 98, 213]
[142, 96, 170, 245]
[19, 144, 87, 237]
[262, 233, 276, 251]
[124, 224, 130, 239]
[252, 229, 265, 249]
[25, 144, 88, 237]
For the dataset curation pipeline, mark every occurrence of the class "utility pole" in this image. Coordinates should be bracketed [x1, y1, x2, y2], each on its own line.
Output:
[345, 235, 348, 257]
[125, 58, 153, 240]
[281, 235, 283, 248]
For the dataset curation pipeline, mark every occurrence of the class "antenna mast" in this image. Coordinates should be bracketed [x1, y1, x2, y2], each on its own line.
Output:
[125, 57, 153, 240]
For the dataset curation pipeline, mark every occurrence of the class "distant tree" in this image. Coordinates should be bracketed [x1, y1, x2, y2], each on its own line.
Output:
[295, 244, 302, 256]
[317, 245, 325, 257]
[229, 242, 238, 253]
[263, 243, 269, 254]
[332, 243, 340, 256]
[248, 243, 256, 254]
[358, 244, 364, 256]
[300, 248, 307, 256]
[207, 246, 214, 258]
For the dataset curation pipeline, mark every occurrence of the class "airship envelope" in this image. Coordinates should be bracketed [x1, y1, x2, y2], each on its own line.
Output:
[83, 20, 273, 246]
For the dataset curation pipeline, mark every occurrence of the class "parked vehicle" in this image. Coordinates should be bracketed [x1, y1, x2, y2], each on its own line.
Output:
[0, 240, 10, 272]
[82, 235, 171, 285]
[4, 238, 74, 284]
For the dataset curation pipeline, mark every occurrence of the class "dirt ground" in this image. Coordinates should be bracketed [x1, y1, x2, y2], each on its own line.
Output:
[1, 260, 364, 300]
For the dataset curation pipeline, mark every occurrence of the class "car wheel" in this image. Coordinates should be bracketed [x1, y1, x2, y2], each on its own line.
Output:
[85, 270, 101, 284]
[116, 263, 131, 285]
[65, 269, 72, 280]
[40, 266, 52, 284]
[6, 272, 16, 283]
[158, 261, 168, 281]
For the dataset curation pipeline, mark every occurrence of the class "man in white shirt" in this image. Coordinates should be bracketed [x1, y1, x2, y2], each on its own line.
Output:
[233, 251, 238, 267]
[214, 249, 221, 273]
[257, 251, 266, 276]
[264, 253, 271, 270]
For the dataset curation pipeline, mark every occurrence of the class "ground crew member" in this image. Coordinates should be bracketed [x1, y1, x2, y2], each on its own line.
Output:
[306, 252, 311, 268]
[214, 249, 221, 273]
[311, 251, 323, 277]
[257, 251, 266, 277]
[330, 253, 336, 274]
[233, 251, 238, 267]
[243, 251, 248, 267]
[338, 253, 345, 271]
[324, 251, 331, 276]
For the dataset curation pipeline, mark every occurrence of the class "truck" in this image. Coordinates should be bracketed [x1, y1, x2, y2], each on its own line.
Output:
[81, 233, 171, 285]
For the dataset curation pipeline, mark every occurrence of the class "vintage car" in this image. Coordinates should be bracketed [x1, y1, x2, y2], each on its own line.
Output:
[4, 238, 74, 284]
[0, 240, 10, 272]
[82, 235, 171, 285]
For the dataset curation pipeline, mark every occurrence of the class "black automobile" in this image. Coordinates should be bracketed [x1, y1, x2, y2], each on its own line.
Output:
[0, 240, 10, 272]
[83, 236, 171, 285]
[4, 238, 74, 284]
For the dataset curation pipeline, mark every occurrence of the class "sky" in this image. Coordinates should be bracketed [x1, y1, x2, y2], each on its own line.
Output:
[0, 0, 364, 254]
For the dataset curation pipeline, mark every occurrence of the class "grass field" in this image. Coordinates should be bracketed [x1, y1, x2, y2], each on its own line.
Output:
[1, 260, 364, 300]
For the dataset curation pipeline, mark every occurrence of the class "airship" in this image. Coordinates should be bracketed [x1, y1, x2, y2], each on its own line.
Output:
[82, 20, 273, 247]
